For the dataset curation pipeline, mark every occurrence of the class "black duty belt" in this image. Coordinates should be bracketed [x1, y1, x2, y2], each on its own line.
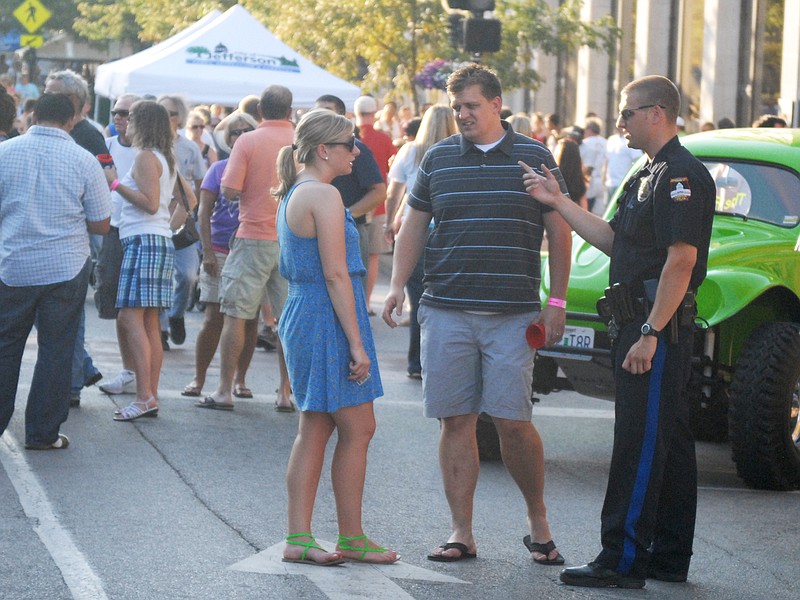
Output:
[596, 279, 696, 343]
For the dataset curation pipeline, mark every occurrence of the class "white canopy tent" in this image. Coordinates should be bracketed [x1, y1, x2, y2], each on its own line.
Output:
[93, 5, 361, 108]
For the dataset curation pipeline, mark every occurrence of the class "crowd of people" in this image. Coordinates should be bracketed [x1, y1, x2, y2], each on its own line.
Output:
[0, 60, 781, 586]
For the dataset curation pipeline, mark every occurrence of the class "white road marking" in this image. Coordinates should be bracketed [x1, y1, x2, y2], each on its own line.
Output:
[373, 397, 617, 419]
[230, 540, 468, 599]
[0, 433, 109, 600]
[138, 389, 617, 420]
[698, 486, 800, 494]
[533, 406, 615, 419]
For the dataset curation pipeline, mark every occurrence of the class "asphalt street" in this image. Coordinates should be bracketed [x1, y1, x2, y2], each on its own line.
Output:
[1, 264, 798, 600]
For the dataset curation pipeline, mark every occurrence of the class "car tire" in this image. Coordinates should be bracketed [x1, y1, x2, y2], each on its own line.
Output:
[728, 322, 800, 490]
[690, 383, 729, 442]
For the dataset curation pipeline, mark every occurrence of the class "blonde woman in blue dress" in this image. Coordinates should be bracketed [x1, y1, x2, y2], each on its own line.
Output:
[274, 109, 397, 566]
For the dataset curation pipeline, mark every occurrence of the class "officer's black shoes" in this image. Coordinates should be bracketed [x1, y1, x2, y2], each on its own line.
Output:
[560, 562, 646, 589]
[647, 565, 688, 582]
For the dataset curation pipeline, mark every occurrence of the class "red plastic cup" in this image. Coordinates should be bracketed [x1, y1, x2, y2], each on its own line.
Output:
[526, 323, 547, 349]
[97, 153, 115, 168]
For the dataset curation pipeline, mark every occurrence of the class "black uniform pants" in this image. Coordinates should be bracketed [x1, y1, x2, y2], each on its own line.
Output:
[595, 319, 697, 578]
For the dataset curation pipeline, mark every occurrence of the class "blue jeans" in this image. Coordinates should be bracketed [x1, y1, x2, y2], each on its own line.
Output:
[0, 259, 91, 446]
[71, 305, 100, 393]
[168, 242, 200, 319]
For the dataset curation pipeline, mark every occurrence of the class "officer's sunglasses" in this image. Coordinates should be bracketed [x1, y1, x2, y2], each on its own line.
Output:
[619, 104, 664, 121]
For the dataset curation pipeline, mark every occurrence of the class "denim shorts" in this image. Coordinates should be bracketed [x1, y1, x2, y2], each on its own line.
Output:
[419, 305, 538, 421]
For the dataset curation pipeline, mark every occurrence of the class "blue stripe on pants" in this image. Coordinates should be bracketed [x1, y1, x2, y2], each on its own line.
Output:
[618, 338, 667, 573]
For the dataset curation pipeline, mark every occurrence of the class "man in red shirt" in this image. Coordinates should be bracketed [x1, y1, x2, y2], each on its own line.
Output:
[354, 96, 397, 312]
[198, 86, 295, 412]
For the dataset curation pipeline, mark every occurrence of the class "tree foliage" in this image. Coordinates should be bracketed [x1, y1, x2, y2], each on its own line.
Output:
[257, 0, 617, 108]
[64, 0, 617, 109]
[255, 0, 453, 108]
[73, 0, 236, 46]
[490, 0, 619, 90]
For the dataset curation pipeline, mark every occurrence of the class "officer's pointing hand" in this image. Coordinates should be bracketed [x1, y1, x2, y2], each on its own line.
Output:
[519, 161, 561, 206]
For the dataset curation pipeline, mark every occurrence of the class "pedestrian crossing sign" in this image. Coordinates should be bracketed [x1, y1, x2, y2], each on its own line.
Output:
[14, 0, 51, 34]
[20, 34, 44, 48]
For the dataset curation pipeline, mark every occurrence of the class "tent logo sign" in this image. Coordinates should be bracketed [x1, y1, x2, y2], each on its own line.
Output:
[186, 42, 300, 72]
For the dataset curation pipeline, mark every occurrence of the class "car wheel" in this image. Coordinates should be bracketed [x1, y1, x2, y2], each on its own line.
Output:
[728, 322, 800, 490]
[690, 383, 729, 442]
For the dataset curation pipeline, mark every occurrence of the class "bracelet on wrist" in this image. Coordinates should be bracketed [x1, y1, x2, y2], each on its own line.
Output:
[110, 179, 121, 192]
[547, 297, 567, 309]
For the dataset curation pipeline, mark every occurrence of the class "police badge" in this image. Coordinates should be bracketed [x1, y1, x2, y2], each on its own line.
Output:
[637, 177, 650, 202]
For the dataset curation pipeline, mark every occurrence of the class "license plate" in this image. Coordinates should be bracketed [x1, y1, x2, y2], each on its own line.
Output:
[558, 325, 595, 350]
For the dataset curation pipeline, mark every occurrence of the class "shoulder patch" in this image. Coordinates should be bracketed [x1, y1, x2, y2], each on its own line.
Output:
[670, 177, 692, 202]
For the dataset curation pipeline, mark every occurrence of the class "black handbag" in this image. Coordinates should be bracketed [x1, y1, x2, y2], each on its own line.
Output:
[172, 177, 199, 250]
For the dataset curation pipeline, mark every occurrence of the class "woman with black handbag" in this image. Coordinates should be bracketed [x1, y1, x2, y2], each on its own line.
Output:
[103, 100, 197, 421]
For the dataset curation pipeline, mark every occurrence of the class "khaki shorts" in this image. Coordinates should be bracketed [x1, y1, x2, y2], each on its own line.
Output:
[199, 251, 226, 304]
[418, 305, 538, 421]
[219, 238, 287, 320]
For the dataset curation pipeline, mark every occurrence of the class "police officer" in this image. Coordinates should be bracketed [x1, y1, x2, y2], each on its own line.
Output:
[521, 75, 715, 589]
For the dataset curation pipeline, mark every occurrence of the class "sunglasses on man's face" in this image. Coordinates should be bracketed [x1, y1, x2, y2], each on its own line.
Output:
[111, 109, 129, 118]
[618, 104, 664, 121]
[326, 135, 356, 152]
[190, 124, 205, 130]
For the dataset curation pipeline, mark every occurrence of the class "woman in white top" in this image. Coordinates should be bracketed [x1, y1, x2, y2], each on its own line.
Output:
[104, 100, 196, 421]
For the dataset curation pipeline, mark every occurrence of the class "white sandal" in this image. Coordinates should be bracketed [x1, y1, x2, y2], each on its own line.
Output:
[113, 398, 158, 421]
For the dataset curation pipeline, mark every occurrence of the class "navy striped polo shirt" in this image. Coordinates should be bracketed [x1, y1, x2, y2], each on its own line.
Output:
[408, 124, 568, 313]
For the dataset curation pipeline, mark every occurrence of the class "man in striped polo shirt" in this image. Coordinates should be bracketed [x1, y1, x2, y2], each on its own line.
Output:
[383, 64, 572, 564]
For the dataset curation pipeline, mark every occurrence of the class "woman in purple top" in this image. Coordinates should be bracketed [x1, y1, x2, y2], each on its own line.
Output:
[182, 113, 258, 398]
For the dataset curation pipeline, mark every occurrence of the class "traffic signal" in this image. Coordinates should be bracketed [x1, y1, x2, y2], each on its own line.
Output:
[445, 0, 501, 54]
[463, 18, 502, 53]
[447, 0, 495, 11]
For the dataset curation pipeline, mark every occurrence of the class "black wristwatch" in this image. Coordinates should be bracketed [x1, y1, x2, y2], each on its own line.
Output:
[640, 322, 660, 337]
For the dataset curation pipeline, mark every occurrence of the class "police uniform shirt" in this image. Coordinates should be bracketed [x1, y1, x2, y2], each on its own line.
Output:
[608, 136, 715, 293]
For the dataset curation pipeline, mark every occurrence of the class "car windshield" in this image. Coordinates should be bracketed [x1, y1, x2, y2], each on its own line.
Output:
[704, 160, 800, 227]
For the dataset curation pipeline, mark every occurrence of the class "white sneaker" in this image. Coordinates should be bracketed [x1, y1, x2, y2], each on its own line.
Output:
[99, 370, 135, 394]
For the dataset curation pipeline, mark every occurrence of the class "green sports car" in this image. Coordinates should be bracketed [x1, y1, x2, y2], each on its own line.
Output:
[536, 128, 800, 491]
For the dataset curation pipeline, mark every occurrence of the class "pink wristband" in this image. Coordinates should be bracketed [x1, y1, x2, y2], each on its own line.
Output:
[547, 297, 567, 309]
[110, 179, 121, 192]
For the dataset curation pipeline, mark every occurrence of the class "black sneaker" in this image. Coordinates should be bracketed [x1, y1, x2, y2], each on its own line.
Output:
[169, 317, 186, 345]
[83, 371, 103, 388]
[161, 331, 170, 351]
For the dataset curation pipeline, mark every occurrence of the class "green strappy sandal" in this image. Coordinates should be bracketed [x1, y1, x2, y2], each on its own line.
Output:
[337, 534, 399, 563]
[282, 533, 345, 567]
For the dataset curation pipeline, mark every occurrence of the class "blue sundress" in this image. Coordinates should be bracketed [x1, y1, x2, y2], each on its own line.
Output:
[276, 182, 383, 412]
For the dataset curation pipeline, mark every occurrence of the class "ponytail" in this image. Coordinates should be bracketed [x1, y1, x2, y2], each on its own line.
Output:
[273, 145, 297, 201]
